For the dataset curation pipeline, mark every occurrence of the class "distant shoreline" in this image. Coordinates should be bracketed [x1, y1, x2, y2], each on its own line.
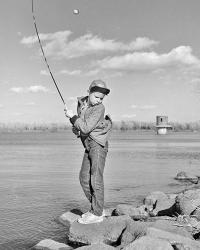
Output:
[0, 120, 200, 132]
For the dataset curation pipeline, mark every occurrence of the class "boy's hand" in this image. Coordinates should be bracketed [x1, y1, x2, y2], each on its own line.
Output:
[64, 105, 74, 118]
[72, 126, 80, 136]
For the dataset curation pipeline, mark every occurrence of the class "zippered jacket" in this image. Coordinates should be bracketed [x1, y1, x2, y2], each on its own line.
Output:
[70, 96, 112, 146]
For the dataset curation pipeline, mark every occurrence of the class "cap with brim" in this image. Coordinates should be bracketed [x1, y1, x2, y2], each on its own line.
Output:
[89, 85, 110, 95]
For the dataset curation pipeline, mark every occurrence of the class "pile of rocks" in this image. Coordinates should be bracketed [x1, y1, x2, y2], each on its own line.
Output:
[33, 188, 200, 250]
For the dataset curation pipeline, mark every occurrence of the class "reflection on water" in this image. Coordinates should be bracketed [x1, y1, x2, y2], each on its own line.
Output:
[0, 130, 200, 249]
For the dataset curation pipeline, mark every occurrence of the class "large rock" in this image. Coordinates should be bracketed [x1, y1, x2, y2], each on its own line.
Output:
[114, 204, 148, 220]
[119, 220, 154, 248]
[68, 215, 130, 245]
[119, 217, 193, 249]
[59, 211, 81, 226]
[176, 215, 200, 236]
[152, 219, 193, 238]
[175, 189, 200, 216]
[144, 191, 169, 209]
[175, 171, 198, 184]
[103, 207, 115, 217]
[153, 198, 176, 217]
[147, 227, 200, 250]
[123, 235, 173, 250]
[76, 243, 116, 249]
[33, 239, 72, 250]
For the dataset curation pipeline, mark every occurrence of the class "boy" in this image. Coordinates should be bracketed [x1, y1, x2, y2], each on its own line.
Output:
[64, 80, 112, 224]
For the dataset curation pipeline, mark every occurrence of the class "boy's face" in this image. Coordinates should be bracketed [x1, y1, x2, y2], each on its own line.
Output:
[88, 91, 105, 106]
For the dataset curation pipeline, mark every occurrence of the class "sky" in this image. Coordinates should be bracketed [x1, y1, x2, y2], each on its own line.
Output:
[1, 0, 200, 124]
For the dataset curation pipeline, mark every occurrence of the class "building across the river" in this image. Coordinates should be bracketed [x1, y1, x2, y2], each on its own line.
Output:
[156, 115, 172, 135]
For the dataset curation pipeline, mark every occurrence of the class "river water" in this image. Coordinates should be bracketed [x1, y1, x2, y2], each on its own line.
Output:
[0, 130, 200, 249]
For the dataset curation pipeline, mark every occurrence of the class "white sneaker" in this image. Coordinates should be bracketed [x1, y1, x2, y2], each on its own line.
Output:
[102, 209, 106, 217]
[82, 209, 106, 218]
[81, 211, 92, 218]
[78, 213, 104, 224]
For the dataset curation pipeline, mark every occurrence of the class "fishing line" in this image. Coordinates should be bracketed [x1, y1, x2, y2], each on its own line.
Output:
[31, 0, 66, 105]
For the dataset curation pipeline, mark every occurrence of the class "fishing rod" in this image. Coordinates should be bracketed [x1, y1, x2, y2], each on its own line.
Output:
[31, 0, 66, 105]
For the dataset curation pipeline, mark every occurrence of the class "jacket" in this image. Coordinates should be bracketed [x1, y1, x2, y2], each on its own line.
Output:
[70, 96, 112, 146]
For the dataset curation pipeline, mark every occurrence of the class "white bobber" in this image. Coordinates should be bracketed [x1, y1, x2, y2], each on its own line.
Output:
[73, 9, 79, 15]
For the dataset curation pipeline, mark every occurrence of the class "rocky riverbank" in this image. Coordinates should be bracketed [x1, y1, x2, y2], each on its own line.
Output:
[32, 172, 200, 250]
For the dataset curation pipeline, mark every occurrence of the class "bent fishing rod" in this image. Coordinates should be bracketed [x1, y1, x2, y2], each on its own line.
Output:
[31, 0, 66, 105]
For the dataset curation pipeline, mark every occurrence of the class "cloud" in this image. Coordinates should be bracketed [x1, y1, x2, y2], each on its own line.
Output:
[28, 85, 48, 92]
[26, 102, 36, 106]
[131, 105, 138, 109]
[10, 85, 49, 93]
[59, 69, 82, 75]
[96, 46, 200, 71]
[21, 30, 72, 48]
[140, 105, 156, 110]
[21, 31, 158, 58]
[68, 97, 77, 101]
[14, 112, 24, 116]
[10, 87, 24, 93]
[131, 104, 156, 110]
[0, 104, 4, 108]
[84, 69, 100, 76]
[122, 114, 137, 118]
[191, 78, 200, 83]
[40, 70, 49, 76]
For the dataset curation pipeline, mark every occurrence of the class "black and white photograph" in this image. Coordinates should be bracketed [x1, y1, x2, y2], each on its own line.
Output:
[1, 0, 200, 249]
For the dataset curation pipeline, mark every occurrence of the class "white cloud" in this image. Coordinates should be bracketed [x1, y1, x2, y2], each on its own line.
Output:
[68, 97, 77, 101]
[84, 69, 100, 76]
[59, 69, 82, 75]
[140, 105, 156, 110]
[21, 30, 72, 46]
[128, 37, 159, 50]
[26, 102, 36, 106]
[131, 104, 156, 110]
[14, 112, 24, 116]
[122, 114, 137, 118]
[96, 46, 200, 71]
[0, 104, 4, 108]
[28, 85, 48, 92]
[10, 85, 49, 93]
[131, 105, 138, 109]
[191, 78, 200, 83]
[40, 70, 49, 76]
[10, 87, 24, 93]
[21, 31, 158, 59]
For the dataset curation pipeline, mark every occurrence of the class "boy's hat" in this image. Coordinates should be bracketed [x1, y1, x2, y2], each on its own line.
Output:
[89, 80, 110, 95]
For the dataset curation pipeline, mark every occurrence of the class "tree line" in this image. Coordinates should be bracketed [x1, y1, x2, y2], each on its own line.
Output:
[0, 120, 200, 132]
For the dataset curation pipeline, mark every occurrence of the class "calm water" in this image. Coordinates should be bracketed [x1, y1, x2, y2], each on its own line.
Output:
[0, 130, 200, 249]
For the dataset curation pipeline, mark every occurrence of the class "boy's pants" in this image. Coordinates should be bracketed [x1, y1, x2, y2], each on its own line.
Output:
[79, 138, 108, 216]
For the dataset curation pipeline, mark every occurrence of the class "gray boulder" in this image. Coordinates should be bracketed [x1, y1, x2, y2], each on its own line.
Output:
[144, 191, 169, 209]
[175, 171, 198, 184]
[114, 204, 148, 220]
[119, 217, 193, 249]
[103, 207, 115, 217]
[152, 198, 176, 217]
[176, 215, 200, 235]
[119, 220, 154, 248]
[147, 227, 200, 250]
[123, 235, 173, 250]
[59, 211, 81, 226]
[33, 239, 72, 250]
[152, 219, 193, 238]
[175, 189, 200, 216]
[76, 243, 116, 249]
[68, 215, 130, 245]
